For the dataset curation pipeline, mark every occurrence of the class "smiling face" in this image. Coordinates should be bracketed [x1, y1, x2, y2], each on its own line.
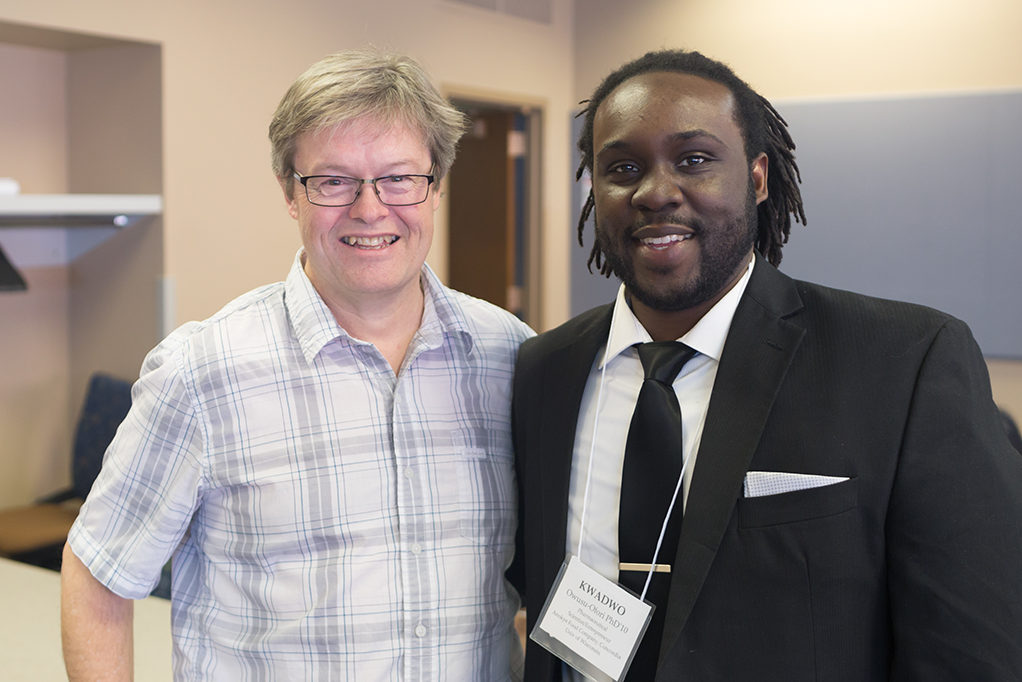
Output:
[282, 117, 438, 314]
[591, 71, 768, 329]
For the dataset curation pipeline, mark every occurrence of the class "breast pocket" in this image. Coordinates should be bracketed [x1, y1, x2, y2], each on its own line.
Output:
[738, 477, 858, 528]
[456, 448, 516, 547]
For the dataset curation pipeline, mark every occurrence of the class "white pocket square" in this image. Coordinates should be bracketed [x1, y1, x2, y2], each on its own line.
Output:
[743, 471, 849, 498]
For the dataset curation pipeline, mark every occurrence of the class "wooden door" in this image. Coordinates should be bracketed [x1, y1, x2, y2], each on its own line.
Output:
[447, 110, 515, 311]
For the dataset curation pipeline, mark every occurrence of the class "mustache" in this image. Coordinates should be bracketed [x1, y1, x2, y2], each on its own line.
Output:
[630, 213, 702, 234]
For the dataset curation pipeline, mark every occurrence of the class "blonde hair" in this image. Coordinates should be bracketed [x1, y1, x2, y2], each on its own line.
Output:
[269, 49, 467, 192]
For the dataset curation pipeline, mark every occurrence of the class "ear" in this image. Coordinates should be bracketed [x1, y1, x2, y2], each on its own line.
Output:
[750, 152, 769, 205]
[429, 177, 443, 210]
[278, 176, 300, 220]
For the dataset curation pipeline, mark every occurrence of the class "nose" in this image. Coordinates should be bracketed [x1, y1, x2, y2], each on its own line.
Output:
[347, 184, 390, 222]
[631, 165, 684, 212]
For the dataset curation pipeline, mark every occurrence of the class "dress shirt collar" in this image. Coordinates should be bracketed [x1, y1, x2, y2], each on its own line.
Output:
[599, 256, 756, 369]
[284, 249, 473, 364]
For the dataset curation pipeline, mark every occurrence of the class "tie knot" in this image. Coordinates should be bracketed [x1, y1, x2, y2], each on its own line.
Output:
[635, 341, 697, 385]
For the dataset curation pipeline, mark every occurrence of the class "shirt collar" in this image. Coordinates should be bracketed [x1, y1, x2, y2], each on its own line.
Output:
[599, 256, 755, 368]
[284, 249, 473, 364]
[415, 261, 475, 354]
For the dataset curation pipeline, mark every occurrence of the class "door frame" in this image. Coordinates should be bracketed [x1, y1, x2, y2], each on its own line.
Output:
[439, 86, 544, 328]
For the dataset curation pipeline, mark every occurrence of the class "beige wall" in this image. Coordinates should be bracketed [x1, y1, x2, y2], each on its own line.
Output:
[989, 360, 1022, 427]
[0, 265, 72, 503]
[0, 41, 67, 191]
[574, 0, 1022, 100]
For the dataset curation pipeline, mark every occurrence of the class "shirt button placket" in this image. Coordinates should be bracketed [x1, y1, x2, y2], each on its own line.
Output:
[394, 377, 430, 680]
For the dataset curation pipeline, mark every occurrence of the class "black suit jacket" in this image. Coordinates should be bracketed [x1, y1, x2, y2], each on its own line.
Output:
[511, 255, 1022, 681]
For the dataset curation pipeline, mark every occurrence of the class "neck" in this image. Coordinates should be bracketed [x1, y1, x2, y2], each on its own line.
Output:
[325, 282, 425, 374]
[631, 303, 704, 342]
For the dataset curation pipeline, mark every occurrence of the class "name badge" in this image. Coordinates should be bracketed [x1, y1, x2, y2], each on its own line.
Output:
[530, 555, 653, 682]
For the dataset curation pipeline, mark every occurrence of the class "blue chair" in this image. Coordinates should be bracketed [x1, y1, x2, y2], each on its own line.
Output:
[0, 373, 132, 570]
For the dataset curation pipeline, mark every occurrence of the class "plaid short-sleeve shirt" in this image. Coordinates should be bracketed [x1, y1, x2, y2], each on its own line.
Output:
[69, 251, 534, 680]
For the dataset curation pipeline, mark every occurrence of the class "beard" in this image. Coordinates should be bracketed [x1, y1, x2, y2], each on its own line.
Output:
[595, 181, 759, 313]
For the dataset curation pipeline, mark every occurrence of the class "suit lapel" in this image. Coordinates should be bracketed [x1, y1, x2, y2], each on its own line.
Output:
[537, 305, 614, 576]
[659, 257, 807, 656]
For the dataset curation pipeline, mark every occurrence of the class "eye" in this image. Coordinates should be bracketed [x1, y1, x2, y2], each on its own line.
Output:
[381, 175, 412, 185]
[605, 162, 641, 179]
[310, 176, 358, 197]
[678, 154, 711, 168]
[316, 176, 357, 188]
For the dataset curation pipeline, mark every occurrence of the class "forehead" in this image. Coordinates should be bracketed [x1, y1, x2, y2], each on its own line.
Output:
[295, 116, 430, 166]
[593, 71, 743, 153]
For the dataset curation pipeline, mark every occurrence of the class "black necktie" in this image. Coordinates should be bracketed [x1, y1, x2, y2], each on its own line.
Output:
[618, 341, 696, 681]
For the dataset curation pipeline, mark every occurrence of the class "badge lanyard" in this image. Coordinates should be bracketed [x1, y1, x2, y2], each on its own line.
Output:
[526, 320, 701, 682]
[576, 317, 696, 601]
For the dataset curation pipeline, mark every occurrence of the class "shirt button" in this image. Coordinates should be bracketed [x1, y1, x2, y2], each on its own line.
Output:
[411, 543, 422, 554]
[414, 623, 427, 638]
[403, 467, 414, 480]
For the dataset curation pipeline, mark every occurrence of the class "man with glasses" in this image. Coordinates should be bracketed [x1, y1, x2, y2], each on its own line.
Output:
[61, 50, 533, 680]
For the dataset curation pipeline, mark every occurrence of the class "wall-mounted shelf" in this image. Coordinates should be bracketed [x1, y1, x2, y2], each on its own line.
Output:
[0, 194, 163, 228]
[0, 194, 163, 267]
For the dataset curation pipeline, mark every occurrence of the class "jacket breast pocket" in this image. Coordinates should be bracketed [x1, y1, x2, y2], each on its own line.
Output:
[738, 477, 858, 529]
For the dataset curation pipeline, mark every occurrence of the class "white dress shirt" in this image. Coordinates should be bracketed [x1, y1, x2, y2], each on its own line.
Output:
[565, 259, 755, 582]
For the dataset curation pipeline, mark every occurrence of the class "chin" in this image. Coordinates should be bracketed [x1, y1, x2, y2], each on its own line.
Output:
[630, 287, 703, 313]
[629, 263, 730, 312]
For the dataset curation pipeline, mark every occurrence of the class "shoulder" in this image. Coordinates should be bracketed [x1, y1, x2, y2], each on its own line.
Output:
[513, 304, 613, 386]
[743, 262, 983, 373]
[141, 281, 287, 377]
[791, 278, 963, 343]
[749, 259, 958, 339]
[436, 285, 536, 346]
[520, 303, 613, 357]
[772, 277, 993, 386]
[747, 256, 962, 346]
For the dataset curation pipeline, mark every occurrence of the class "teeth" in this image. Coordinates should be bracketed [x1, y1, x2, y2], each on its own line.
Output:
[342, 235, 398, 249]
[641, 234, 692, 246]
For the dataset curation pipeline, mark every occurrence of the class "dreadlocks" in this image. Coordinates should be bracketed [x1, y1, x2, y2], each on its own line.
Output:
[576, 49, 806, 273]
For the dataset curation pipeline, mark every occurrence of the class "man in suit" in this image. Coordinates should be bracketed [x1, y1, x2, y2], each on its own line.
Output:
[511, 49, 1022, 681]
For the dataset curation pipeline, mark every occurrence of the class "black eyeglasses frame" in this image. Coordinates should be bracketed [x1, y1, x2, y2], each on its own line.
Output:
[292, 171, 436, 207]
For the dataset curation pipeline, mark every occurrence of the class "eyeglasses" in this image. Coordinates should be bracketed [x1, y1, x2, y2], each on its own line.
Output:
[292, 170, 435, 207]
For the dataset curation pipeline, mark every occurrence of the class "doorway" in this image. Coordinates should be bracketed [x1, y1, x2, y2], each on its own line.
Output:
[446, 100, 541, 327]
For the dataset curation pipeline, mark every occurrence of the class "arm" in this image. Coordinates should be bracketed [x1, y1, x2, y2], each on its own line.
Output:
[887, 318, 1022, 679]
[61, 542, 135, 681]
